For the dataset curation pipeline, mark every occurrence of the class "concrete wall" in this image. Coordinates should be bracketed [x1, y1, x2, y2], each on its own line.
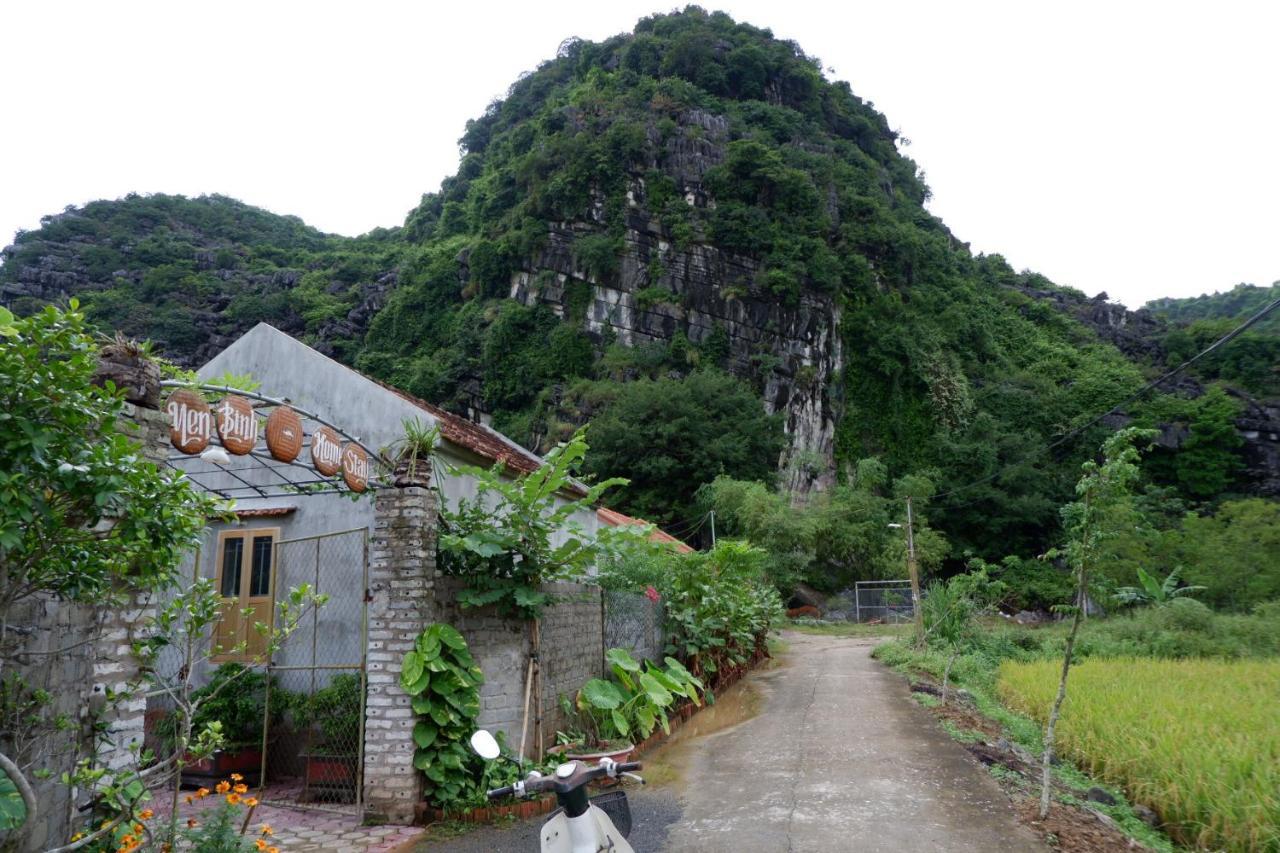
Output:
[2, 400, 164, 851]
[434, 578, 603, 752]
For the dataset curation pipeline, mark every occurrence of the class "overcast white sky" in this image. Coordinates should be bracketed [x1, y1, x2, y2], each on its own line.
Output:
[2, 1, 1276, 307]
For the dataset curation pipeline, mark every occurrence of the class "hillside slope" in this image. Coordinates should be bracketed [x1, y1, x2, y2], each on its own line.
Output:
[2, 8, 1272, 557]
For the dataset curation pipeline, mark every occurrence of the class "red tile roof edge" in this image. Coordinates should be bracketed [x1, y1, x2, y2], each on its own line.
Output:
[597, 507, 694, 554]
[366, 377, 590, 497]
[230, 507, 297, 518]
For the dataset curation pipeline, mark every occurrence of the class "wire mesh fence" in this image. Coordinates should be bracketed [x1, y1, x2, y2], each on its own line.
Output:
[259, 528, 367, 816]
[603, 589, 666, 663]
[851, 580, 915, 624]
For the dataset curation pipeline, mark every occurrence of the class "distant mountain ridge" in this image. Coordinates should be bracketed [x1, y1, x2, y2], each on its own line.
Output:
[3, 7, 1276, 556]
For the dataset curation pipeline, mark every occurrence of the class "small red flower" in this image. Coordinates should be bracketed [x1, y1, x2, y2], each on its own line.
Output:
[645, 585, 660, 603]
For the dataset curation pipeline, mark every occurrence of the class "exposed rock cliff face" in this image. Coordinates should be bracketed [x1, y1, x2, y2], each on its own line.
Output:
[498, 110, 844, 493]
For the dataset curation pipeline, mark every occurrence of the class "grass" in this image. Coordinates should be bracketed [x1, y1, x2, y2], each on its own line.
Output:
[999, 657, 1280, 852]
[874, 638, 1175, 852]
[783, 618, 911, 638]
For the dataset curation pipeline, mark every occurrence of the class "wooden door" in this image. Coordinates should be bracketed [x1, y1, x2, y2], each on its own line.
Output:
[213, 528, 278, 661]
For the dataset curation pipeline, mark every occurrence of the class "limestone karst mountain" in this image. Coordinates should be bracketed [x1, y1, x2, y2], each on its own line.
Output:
[3, 7, 1275, 554]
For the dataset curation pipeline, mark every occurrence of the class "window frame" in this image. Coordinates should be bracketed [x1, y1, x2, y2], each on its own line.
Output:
[211, 526, 280, 662]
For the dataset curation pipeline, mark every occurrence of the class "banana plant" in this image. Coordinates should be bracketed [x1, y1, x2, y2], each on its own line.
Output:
[1113, 566, 1206, 607]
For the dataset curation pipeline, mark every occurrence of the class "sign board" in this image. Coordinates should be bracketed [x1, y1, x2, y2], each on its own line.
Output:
[265, 406, 303, 463]
[166, 389, 374, 492]
[166, 389, 212, 454]
[215, 395, 257, 455]
[311, 426, 342, 476]
[342, 443, 369, 492]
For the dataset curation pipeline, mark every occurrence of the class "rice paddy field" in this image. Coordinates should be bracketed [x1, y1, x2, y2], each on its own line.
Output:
[998, 658, 1280, 852]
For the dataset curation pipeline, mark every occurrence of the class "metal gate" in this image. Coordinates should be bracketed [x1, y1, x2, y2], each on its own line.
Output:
[854, 580, 915, 623]
[258, 528, 368, 817]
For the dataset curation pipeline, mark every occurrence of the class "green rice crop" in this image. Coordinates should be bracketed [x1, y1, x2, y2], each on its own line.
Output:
[998, 658, 1280, 852]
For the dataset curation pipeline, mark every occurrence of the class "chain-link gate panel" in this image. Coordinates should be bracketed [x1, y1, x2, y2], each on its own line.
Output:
[603, 590, 665, 663]
[259, 528, 367, 817]
[854, 580, 915, 623]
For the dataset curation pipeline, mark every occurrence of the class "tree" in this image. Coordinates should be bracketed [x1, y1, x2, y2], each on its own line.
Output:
[582, 370, 785, 529]
[1038, 427, 1155, 818]
[0, 303, 219, 619]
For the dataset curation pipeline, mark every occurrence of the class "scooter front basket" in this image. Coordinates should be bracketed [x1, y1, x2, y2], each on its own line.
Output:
[589, 790, 631, 838]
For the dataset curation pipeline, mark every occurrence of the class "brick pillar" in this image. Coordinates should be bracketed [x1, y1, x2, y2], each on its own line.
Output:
[364, 465, 437, 824]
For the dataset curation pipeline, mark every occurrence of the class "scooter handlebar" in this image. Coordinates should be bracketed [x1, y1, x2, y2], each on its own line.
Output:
[615, 761, 643, 773]
[486, 785, 516, 799]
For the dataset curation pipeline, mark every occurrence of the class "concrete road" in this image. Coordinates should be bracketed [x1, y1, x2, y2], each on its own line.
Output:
[420, 632, 1042, 852]
[658, 632, 1043, 852]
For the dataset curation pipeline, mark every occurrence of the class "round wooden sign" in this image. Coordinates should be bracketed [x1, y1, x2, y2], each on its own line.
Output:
[215, 395, 257, 455]
[311, 426, 342, 477]
[341, 443, 370, 493]
[165, 389, 212, 455]
[265, 407, 304, 463]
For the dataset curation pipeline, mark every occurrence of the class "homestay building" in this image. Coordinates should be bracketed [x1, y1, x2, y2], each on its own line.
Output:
[147, 323, 615, 823]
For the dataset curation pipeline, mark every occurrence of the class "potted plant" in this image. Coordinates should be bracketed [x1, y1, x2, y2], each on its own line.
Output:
[288, 673, 363, 801]
[155, 663, 277, 785]
[564, 648, 703, 761]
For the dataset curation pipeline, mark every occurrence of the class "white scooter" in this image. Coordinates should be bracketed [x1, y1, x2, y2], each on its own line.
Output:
[470, 730, 644, 853]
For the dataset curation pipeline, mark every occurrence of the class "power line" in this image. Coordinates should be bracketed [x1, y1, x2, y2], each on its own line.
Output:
[934, 296, 1280, 501]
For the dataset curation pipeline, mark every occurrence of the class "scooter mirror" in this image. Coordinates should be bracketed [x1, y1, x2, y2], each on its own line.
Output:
[469, 729, 501, 760]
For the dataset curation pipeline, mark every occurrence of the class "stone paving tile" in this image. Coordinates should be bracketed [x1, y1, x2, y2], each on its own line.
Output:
[150, 781, 425, 851]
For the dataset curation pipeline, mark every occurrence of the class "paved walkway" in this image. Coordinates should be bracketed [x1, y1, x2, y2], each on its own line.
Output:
[420, 632, 1043, 852]
[151, 781, 423, 852]
[661, 632, 1043, 852]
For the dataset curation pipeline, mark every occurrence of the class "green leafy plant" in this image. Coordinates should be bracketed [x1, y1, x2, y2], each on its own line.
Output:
[401, 624, 484, 810]
[921, 569, 1003, 703]
[1113, 566, 1206, 608]
[286, 673, 363, 753]
[154, 664, 277, 751]
[660, 541, 783, 681]
[573, 649, 703, 746]
[438, 426, 626, 618]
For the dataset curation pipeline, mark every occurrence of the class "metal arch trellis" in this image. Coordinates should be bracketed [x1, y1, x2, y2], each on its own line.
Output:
[159, 381, 391, 500]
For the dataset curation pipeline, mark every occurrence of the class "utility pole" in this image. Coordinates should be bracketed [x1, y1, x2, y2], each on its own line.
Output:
[708, 510, 716, 547]
[905, 496, 924, 648]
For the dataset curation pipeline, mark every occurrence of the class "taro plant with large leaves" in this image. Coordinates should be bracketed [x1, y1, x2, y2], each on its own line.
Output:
[437, 426, 627, 618]
[401, 624, 484, 810]
[574, 648, 703, 747]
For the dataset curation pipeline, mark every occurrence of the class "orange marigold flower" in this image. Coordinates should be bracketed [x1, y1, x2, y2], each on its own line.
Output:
[233, 783, 248, 794]
[133, 823, 144, 834]
[230, 772, 244, 781]
[187, 818, 199, 829]
[244, 797, 259, 807]
[139, 809, 154, 820]
[269, 847, 280, 853]
[226, 793, 242, 805]
[259, 824, 273, 836]
[255, 840, 269, 851]
[215, 781, 231, 794]
[119, 835, 134, 846]
[196, 787, 211, 799]
[185, 795, 194, 805]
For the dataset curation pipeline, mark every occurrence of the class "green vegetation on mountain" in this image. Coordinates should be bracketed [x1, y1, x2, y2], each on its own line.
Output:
[0, 193, 397, 363]
[1, 8, 1273, 597]
[1146, 282, 1279, 397]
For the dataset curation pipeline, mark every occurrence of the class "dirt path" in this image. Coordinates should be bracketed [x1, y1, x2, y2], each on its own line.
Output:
[656, 632, 1044, 852]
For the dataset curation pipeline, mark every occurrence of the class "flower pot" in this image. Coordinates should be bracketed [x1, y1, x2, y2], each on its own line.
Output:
[300, 751, 358, 803]
[181, 747, 262, 786]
